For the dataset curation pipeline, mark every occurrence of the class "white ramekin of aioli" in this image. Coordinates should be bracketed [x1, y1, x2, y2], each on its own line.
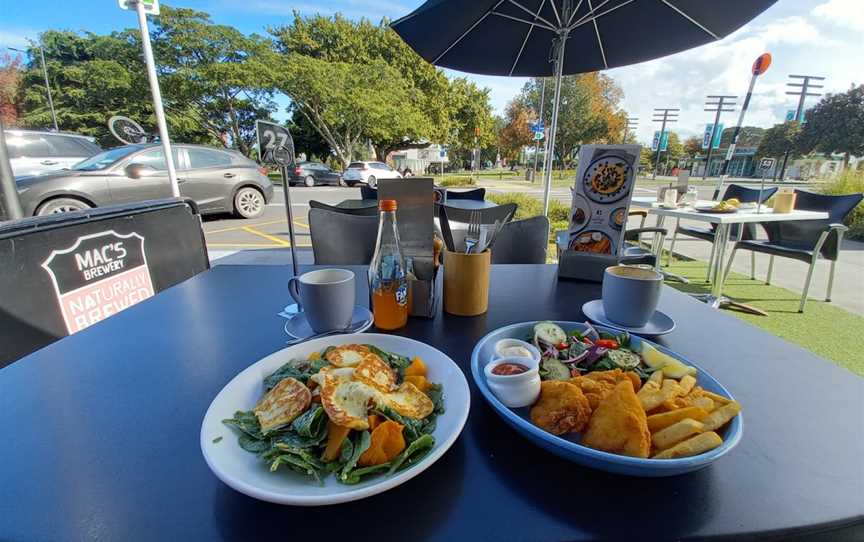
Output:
[493, 338, 541, 364]
[484, 355, 541, 408]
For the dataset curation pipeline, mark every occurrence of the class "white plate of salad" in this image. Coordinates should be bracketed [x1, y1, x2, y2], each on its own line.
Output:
[201, 334, 470, 505]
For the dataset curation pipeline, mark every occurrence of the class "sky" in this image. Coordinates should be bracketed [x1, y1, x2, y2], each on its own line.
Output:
[1, 0, 861, 145]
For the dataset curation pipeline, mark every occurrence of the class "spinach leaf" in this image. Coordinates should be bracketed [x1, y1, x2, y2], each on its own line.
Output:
[275, 430, 326, 449]
[270, 453, 323, 484]
[388, 434, 435, 474]
[365, 345, 411, 369]
[263, 359, 313, 389]
[338, 436, 354, 464]
[222, 411, 263, 440]
[292, 406, 327, 439]
[339, 431, 371, 483]
[310, 358, 331, 373]
[239, 434, 272, 454]
[341, 463, 392, 485]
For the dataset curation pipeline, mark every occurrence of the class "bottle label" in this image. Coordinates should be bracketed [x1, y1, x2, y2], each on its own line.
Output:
[395, 282, 408, 307]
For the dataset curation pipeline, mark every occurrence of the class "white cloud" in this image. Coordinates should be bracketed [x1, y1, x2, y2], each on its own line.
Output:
[0, 28, 36, 50]
[812, 0, 864, 31]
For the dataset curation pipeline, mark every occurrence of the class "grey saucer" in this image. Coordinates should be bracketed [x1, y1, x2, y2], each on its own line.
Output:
[582, 299, 675, 336]
[283, 305, 373, 339]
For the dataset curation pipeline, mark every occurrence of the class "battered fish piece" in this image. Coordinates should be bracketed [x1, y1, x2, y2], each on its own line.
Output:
[569, 369, 642, 409]
[581, 380, 651, 458]
[530, 380, 592, 435]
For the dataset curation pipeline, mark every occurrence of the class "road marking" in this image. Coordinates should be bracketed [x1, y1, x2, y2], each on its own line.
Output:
[242, 226, 291, 247]
[206, 218, 286, 234]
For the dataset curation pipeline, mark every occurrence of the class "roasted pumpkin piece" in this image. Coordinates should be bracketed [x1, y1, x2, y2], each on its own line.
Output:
[404, 357, 427, 377]
[367, 414, 383, 430]
[322, 421, 352, 462]
[358, 420, 406, 467]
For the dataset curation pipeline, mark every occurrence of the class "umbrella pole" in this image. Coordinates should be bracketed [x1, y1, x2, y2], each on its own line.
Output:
[542, 35, 566, 217]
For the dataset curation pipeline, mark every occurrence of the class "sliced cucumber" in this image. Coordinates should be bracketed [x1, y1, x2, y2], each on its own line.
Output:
[534, 321, 567, 346]
[606, 349, 641, 369]
[540, 358, 571, 381]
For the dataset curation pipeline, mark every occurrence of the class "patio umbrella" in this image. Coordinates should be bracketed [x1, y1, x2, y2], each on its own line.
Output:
[392, 0, 777, 214]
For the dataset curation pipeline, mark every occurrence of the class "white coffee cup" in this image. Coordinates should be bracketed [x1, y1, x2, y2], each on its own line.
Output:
[288, 269, 355, 333]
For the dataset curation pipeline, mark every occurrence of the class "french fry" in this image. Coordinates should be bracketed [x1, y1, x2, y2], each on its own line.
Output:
[648, 370, 664, 385]
[653, 431, 723, 459]
[679, 374, 696, 396]
[647, 407, 709, 432]
[702, 401, 741, 432]
[692, 396, 716, 412]
[637, 381, 663, 411]
[701, 390, 732, 405]
[642, 379, 685, 412]
[652, 418, 705, 450]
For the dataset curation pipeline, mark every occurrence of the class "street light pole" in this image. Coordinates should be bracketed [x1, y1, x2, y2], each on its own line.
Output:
[7, 45, 58, 131]
[37, 46, 58, 131]
[531, 78, 546, 183]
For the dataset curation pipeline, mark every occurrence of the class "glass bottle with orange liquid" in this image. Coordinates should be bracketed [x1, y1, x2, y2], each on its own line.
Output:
[369, 199, 409, 330]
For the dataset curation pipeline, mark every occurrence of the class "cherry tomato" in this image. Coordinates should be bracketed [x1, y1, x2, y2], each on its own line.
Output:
[556, 342, 569, 350]
[595, 339, 619, 349]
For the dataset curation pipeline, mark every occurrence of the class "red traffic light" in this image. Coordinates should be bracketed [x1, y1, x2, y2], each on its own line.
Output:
[752, 53, 772, 76]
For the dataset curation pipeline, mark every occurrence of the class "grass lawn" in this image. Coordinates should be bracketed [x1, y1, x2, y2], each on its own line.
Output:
[662, 255, 864, 377]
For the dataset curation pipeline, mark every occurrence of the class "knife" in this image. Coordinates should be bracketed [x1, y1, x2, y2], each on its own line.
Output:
[439, 205, 456, 252]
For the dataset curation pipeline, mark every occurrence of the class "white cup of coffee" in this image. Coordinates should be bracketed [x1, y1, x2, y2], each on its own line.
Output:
[288, 269, 356, 333]
[601, 265, 662, 327]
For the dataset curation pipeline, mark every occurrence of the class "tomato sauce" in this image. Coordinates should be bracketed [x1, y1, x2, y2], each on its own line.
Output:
[491, 362, 529, 376]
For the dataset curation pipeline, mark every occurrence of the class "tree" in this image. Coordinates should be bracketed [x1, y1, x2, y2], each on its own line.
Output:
[0, 53, 22, 125]
[683, 136, 702, 160]
[519, 73, 627, 169]
[446, 77, 495, 168]
[269, 13, 451, 161]
[651, 132, 684, 174]
[498, 100, 535, 163]
[151, 6, 276, 156]
[799, 84, 864, 168]
[756, 121, 802, 161]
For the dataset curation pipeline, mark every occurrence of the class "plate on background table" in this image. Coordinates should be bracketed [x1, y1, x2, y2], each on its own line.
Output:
[694, 205, 738, 214]
[582, 300, 675, 336]
[470, 321, 742, 477]
[201, 334, 470, 505]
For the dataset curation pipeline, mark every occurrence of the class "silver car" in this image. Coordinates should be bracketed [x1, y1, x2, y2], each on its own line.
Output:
[6, 130, 102, 177]
[16, 144, 274, 218]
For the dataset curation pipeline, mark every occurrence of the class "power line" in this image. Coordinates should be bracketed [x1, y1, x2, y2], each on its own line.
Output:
[778, 74, 824, 181]
[702, 95, 736, 180]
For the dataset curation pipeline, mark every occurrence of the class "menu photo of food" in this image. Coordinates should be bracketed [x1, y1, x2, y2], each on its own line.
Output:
[566, 145, 640, 255]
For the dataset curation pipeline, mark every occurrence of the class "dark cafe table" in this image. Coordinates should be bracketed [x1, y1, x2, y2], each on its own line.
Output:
[1, 265, 862, 541]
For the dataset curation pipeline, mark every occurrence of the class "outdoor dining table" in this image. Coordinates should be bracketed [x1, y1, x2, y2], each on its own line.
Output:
[2, 263, 861, 540]
[630, 196, 830, 309]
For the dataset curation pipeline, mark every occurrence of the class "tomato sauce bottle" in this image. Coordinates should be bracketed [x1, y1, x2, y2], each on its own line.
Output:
[369, 199, 408, 330]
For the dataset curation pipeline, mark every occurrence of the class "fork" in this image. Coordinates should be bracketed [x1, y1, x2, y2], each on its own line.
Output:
[464, 210, 481, 254]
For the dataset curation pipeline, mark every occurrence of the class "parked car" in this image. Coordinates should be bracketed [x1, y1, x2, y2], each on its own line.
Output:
[15, 144, 274, 218]
[341, 161, 402, 187]
[287, 161, 344, 187]
[5, 130, 102, 177]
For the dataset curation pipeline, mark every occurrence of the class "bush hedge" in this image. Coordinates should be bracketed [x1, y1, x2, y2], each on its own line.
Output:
[487, 192, 570, 243]
[819, 169, 864, 241]
[438, 176, 477, 187]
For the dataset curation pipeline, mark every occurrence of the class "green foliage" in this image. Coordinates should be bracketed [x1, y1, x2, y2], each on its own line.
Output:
[757, 121, 802, 160]
[447, 77, 496, 165]
[799, 85, 864, 166]
[519, 73, 627, 168]
[438, 176, 476, 187]
[819, 168, 864, 240]
[487, 192, 569, 242]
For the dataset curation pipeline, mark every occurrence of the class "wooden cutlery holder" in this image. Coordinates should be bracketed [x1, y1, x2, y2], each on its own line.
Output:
[443, 249, 490, 316]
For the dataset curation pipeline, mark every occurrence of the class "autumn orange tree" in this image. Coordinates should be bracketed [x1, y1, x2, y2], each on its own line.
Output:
[498, 99, 535, 164]
[0, 53, 22, 125]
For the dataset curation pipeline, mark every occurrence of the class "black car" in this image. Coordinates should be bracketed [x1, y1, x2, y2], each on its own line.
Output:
[287, 162, 344, 187]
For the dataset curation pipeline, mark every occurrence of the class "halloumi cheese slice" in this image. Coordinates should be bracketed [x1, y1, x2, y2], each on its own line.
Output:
[254, 377, 312, 433]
